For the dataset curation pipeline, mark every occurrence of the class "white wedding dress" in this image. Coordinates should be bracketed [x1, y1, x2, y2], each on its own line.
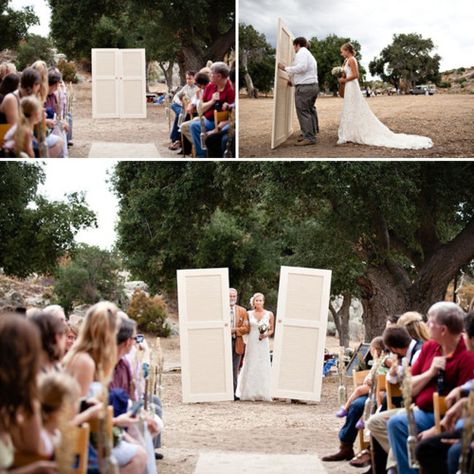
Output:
[338, 59, 433, 149]
[236, 310, 272, 401]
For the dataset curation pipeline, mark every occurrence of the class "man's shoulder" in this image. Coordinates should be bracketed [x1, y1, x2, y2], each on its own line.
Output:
[235, 304, 247, 313]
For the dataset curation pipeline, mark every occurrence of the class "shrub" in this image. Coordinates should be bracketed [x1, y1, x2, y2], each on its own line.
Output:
[16, 34, 54, 71]
[58, 59, 78, 83]
[127, 290, 171, 337]
[438, 81, 451, 88]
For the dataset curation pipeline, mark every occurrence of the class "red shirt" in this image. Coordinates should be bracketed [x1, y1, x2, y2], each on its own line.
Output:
[109, 358, 133, 398]
[202, 80, 235, 120]
[412, 337, 474, 411]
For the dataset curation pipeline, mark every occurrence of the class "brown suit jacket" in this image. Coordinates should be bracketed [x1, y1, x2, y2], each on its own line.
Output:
[233, 304, 249, 355]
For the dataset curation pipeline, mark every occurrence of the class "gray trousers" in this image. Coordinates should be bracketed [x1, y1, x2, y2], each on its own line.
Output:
[295, 83, 320, 141]
[232, 339, 242, 395]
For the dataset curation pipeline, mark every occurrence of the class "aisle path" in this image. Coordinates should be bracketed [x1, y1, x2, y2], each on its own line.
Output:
[88, 142, 161, 158]
[193, 452, 327, 474]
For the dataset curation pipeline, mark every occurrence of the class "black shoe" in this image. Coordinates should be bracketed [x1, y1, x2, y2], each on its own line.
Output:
[155, 452, 164, 460]
[234, 396, 240, 401]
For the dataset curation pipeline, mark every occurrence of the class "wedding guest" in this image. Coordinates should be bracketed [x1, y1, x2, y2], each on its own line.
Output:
[229, 288, 250, 399]
[0, 73, 20, 123]
[189, 62, 235, 158]
[398, 311, 429, 342]
[0, 62, 17, 82]
[278, 36, 319, 146]
[2, 96, 43, 157]
[169, 71, 197, 150]
[43, 304, 67, 323]
[236, 292, 274, 402]
[30, 311, 67, 373]
[387, 302, 474, 474]
[0, 314, 55, 461]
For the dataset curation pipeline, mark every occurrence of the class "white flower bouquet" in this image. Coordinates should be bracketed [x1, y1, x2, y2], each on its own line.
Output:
[331, 66, 344, 77]
[257, 320, 269, 336]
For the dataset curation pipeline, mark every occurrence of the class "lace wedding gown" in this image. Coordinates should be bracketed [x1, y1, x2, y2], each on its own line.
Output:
[236, 310, 272, 401]
[338, 60, 433, 149]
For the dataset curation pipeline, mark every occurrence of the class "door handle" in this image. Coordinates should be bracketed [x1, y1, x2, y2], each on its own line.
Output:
[224, 323, 229, 327]
[278, 319, 282, 323]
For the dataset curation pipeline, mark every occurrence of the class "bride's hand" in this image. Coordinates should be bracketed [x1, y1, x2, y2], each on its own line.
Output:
[339, 77, 346, 84]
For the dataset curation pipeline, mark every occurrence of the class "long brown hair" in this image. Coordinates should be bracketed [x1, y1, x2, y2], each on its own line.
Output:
[63, 302, 119, 383]
[398, 311, 430, 342]
[0, 314, 41, 431]
[13, 96, 42, 156]
[341, 42, 356, 55]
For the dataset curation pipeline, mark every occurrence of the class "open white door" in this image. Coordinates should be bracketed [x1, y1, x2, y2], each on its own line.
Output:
[177, 268, 234, 403]
[92, 49, 120, 119]
[120, 49, 147, 118]
[271, 18, 295, 149]
[271, 266, 332, 401]
[92, 48, 146, 119]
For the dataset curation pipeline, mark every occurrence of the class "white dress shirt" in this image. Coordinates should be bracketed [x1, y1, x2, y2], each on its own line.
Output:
[285, 47, 318, 86]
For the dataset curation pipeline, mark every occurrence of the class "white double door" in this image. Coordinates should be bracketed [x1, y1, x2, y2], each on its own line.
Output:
[178, 266, 331, 403]
[92, 48, 146, 119]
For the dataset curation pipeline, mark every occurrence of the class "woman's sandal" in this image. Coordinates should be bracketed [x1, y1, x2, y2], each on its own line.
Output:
[349, 448, 371, 467]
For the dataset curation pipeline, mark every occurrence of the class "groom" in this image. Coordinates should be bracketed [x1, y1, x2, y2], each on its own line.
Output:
[229, 288, 249, 399]
[278, 37, 319, 146]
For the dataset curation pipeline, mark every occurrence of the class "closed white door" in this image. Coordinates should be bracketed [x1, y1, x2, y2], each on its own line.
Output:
[271, 266, 332, 401]
[271, 18, 295, 149]
[177, 268, 234, 403]
[92, 49, 120, 118]
[92, 48, 146, 119]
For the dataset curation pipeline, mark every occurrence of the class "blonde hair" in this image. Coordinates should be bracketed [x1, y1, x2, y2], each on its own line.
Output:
[0, 62, 17, 81]
[63, 302, 119, 383]
[13, 95, 42, 156]
[31, 60, 49, 103]
[250, 292, 265, 309]
[341, 42, 356, 55]
[38, 372, 80, 423]
[398, 311, 429, 342]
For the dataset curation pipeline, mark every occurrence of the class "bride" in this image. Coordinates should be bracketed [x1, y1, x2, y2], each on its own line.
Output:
[236, 292, 274, 402]
[337, 42, 433, 150]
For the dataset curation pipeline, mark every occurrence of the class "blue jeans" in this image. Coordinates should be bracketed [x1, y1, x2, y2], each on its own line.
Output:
[170, 103, 182, 142]
[339, 395, 367, 444]
[388, 408, 435, 474]
[190, 117, 214, 158]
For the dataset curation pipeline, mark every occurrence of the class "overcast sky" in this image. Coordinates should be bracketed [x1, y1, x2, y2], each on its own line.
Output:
[11, 0, 51, 36]
[240, 0, 473, 73]
[38, 161, 119, 250]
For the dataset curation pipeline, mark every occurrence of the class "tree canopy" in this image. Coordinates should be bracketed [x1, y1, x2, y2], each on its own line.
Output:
[113, 162, 474, 340]
[0, 0, 39, 51]
[369, 33, 441, 90]
[0, 163, 97, 278]
[47, 0, 235, 76]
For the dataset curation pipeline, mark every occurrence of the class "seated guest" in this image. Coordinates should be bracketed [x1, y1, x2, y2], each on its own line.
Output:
[65, 321, 80, 354]
[0, 314, 56, 463]
[43, 304, 67, 323]
[2, 96, 43, 157]
[0, 73, 20, 124]
[0, 62, 17, 83]
[387, 302, 474, 474]
[416, 311, 474, 474]
[189, 62, 235, 158]
[179, 72, 210, 156]
[322, 337, 388, 463]
[63, 302, 147, 474]
[398, 311, 430, 342]
[169, 71, 197, 151]
[30, 311, 67, 373]
[0, 68, 41, 125]
[367, 326, 424, 473]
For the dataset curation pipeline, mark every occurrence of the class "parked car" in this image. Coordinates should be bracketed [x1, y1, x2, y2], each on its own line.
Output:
[410, 85, 436, 95]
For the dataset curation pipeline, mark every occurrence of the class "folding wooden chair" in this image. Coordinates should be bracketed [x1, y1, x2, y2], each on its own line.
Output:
[386, 379, 403, 410]
[352, 369, 371, 451]
[376, 374, 386, 408]
[433, 392, 448, 433]
[74, 422, 90, 474]
[0, 123, 12, 146]
[89, 405, 113, 440]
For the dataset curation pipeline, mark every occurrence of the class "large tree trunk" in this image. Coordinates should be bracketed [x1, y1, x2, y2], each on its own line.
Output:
[158, 62, 175, 92]
[241, 52, 257, 98]
[329, 293, 352, 347]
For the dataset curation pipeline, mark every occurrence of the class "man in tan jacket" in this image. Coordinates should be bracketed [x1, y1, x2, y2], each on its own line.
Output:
[230, 287, 249, 399]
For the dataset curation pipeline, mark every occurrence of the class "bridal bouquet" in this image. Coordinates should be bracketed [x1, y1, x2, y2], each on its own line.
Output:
[331, 66, 344, 77]
[257, 320, 269, 336]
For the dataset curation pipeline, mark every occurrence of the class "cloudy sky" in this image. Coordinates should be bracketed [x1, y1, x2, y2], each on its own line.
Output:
[240, 0, 473, 73]
[38, 161, 119, 249]
[11, 0, 51, 36]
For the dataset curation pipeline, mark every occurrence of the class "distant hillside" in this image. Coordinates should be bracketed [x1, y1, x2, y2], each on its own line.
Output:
[439, 66, 474, 94]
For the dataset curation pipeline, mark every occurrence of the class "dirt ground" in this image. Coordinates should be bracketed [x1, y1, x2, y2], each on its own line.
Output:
[239, 94, 474, 158]
[153, 334, 363, 474]
[69, 80, 181, 158]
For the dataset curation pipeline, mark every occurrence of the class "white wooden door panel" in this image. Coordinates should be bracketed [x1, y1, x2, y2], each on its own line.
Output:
[92, 48, 146, 119]
[177, 268, 234, 403]
[271, 266, 332, 401]
[271, 18, 295, 149]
